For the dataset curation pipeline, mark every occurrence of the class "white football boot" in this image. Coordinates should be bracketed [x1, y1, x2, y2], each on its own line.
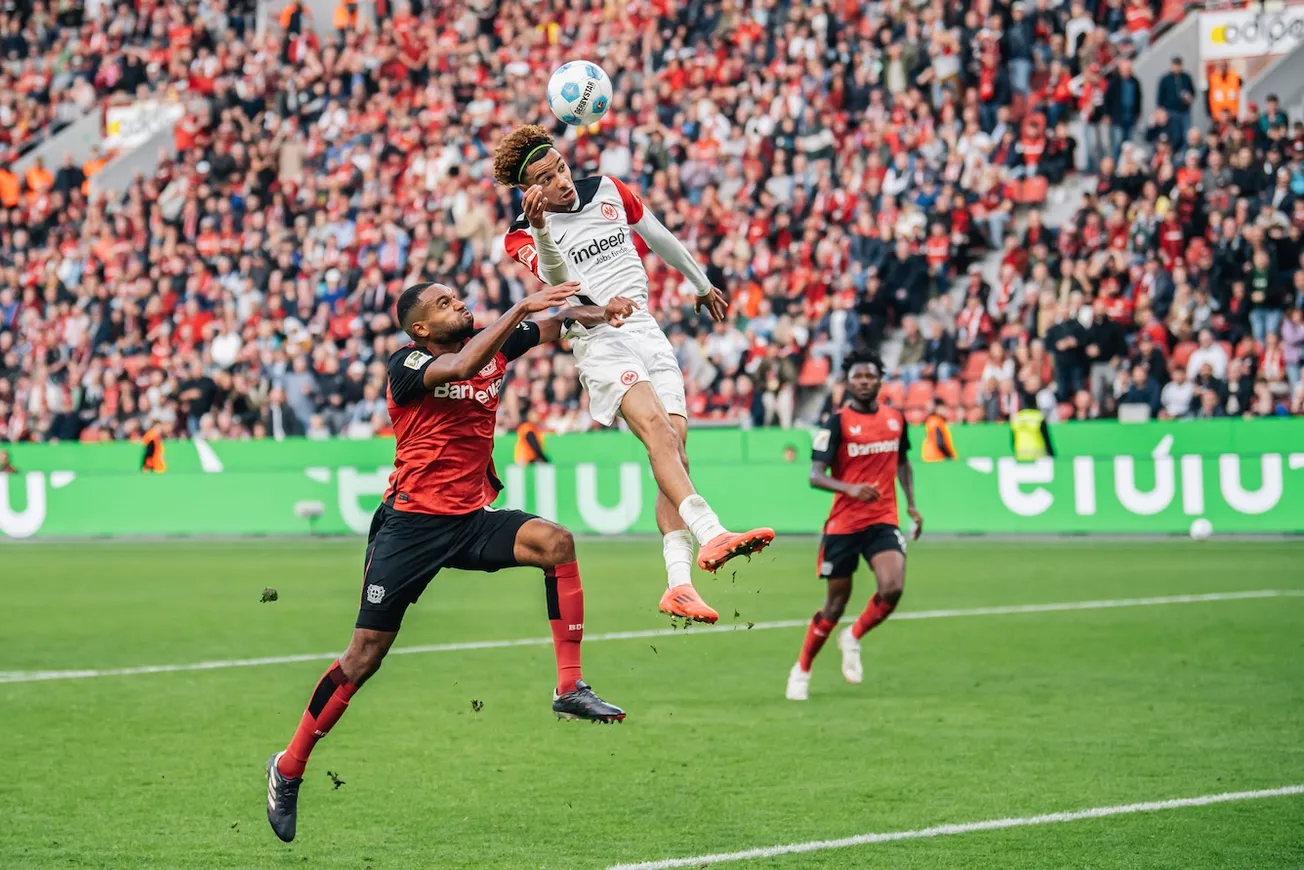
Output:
[786, 662, 811, 701]
[838, 627, 863, 684]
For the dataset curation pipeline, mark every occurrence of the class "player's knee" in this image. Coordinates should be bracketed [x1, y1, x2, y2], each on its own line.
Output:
[542, 525, 576, 565]
[342, 635, 389, 682]
[822, 598, 848, 622]
[879, 580, 904, 605]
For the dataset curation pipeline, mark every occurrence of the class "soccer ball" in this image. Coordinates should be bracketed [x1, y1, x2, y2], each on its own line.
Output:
[1189, 518, 1213, 540]
[547, 61, 613, 126]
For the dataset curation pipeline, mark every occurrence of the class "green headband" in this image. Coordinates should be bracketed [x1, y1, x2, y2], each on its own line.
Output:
[516, 143, 552, 184]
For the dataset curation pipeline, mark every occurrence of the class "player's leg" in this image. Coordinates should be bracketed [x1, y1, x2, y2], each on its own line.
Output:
[619, 381, 774, 573]
[459, 509, 625, 722]
[838, 527, 908, 685]
[788, 536, 857, 700]
[266, 507, 439, 842]
[655, 412, 719, 623]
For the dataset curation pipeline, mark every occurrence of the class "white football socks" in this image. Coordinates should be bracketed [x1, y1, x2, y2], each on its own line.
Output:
[678, 495, 728, 546]
[663, 529, 695, 589]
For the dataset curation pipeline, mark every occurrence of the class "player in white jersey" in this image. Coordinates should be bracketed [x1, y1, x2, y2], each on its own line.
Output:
[493, 124, 774, 624]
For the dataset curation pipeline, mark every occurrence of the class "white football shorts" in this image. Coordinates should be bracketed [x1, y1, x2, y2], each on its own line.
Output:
[572, 326, 687, 427]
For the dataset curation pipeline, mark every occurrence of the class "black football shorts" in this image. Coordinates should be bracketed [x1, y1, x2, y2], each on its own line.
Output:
[357, 503, 536, 631]
[817, 524, 907, 580]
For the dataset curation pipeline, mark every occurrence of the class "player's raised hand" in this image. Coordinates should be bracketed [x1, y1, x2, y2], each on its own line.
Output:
[695, 287, 729, 322]
[908, 506, 924, 540]
[523, 185, 547, 229]
[604, 296, 638, 327]
[847, 482, 881, 503]
[523, 281, 580, 313]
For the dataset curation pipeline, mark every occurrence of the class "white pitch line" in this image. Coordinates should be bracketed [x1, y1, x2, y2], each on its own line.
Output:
[1, 589, 1298, 686]
[607, 785, 1304, 869]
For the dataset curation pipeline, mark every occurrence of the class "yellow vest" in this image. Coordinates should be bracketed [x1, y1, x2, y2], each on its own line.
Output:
[1011, 409, 1047, 461]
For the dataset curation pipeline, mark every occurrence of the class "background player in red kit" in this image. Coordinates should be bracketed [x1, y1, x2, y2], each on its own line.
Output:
[786, 353, 924, 701]
[265, 280, 636, 843]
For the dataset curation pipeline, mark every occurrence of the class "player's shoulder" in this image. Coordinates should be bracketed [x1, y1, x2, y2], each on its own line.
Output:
[573, 174, 607, 207]
[389, 344, 437, 372]
[507, 212, 531, 234]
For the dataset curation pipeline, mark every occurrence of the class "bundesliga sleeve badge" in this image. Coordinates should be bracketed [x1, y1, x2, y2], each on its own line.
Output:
[404, 350, 432, 370]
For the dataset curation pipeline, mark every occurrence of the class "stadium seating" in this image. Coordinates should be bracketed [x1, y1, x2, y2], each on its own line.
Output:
[0, 0, 1301, 447]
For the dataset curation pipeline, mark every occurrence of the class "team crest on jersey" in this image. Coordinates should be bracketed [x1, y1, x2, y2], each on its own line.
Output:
[404, 350, 432, 370]
[600, 202, 620, 221]
[479, 360, 498, 377]
[620, 370, 639, 386]
[887, 418, 900, 431]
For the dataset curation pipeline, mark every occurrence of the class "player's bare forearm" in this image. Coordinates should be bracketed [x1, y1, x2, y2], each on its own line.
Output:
[897, 458, 916, 510]
[422, 303, 533, 388]
[809, 462, 857, 497]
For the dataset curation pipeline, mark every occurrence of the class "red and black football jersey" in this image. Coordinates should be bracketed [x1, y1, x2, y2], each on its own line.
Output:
[812, 405, 910, 534]
[382, 322, 541, 516]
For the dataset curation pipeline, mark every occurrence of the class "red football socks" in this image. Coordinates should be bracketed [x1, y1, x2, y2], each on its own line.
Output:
[277, 660, 358, 779]
[546, 562, 584, 694]
[851, 594, 897, 640]
[798, 613, 839, 672]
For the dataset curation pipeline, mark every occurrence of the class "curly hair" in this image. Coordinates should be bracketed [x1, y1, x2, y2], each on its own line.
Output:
[843, 349, 884, 376]
[492, 124, 555, 187]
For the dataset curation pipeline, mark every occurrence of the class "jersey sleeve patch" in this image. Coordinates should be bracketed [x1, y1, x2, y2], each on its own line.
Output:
[812, 413, 841, 463]
[504, 229, 540, 278]
[388, 347, 435, 406]
[403, 350, 432, 370]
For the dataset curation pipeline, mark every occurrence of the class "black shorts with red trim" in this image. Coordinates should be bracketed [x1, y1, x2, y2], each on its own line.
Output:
[817, 524, 907, 580]
[357, 503, 535, 632]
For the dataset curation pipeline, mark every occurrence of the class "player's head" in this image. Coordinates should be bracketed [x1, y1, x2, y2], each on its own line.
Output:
[396, 282, 474, 345]
[492, 124, 576, 208]
[843, 352, 883, 405]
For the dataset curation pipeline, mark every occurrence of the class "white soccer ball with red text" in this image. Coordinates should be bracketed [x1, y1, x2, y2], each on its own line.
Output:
[1189, 518, 1213, 540]
[547, 61, 613, 126]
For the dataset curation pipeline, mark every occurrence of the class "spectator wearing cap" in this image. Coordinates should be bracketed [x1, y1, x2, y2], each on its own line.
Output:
[1157, 57, 1196, 146]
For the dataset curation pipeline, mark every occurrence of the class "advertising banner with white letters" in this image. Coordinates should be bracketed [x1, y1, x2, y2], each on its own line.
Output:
[103, 100, 186, 151]
[2, 421, 1301, 539]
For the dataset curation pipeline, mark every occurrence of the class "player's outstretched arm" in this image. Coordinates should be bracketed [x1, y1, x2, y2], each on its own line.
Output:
[532, 297, 640, 343]
[611, 177, 729, 322]
[422, 283, 580, 388]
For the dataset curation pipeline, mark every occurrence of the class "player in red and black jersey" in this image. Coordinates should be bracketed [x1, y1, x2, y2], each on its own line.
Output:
[786, 353, 924, 701]
[265, 280, 637, 843]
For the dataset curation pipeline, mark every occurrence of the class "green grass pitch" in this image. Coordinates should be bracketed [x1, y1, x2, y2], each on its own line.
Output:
[2, 538, 1302, 869]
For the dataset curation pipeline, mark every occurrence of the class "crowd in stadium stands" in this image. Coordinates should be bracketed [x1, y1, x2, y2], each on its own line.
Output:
[0, 0, 1302, 448]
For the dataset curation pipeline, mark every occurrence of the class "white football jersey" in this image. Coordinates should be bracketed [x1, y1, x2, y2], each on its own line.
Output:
[504, 176, 657, 336]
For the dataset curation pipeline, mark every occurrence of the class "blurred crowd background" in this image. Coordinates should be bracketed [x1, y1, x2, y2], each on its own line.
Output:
[1, 0, 1302, 448]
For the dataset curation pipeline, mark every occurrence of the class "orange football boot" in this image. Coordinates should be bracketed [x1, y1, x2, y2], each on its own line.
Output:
[659, 585, 720, 624]
[696, 528, 776, 573]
